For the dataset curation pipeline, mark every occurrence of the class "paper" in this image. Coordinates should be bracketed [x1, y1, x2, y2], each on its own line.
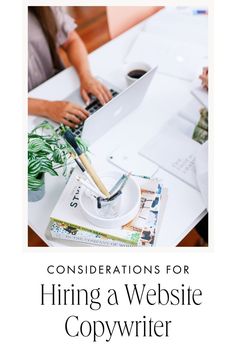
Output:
[139, 119, 200, 189]
[191, 78, 208, 107]
[107, 146, 158, 177]
[178, 98, 205, 125]
[169, 116, 196, 138]
[125, 32, 207, 81]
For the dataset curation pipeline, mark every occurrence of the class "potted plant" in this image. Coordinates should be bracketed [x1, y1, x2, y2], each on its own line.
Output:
[28, 121, 87, 202]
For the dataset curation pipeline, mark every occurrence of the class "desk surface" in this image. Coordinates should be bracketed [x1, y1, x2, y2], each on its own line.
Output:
[28, 8, 207, 247]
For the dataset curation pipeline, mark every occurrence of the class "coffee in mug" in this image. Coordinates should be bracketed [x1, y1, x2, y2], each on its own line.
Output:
[128, 69, 147, 79]
[124, 62, 152, 85]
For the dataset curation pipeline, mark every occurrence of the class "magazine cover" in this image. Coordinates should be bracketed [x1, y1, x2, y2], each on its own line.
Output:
[2, 0, 235, 353]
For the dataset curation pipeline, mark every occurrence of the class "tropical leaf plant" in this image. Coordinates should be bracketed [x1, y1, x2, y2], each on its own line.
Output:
[28, 121, 89, 191]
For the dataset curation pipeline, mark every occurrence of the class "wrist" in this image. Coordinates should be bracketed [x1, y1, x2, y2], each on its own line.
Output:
[41, 100, 53, 118]
[28, 98, 52, 118]
[79, 70, 93, 83]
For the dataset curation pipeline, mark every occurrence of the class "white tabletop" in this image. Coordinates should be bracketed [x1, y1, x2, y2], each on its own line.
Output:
[28, 8, 207, 247]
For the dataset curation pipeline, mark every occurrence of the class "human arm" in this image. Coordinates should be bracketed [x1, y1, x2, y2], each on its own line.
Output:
[62, 31, 112, 105]
[28, 98, 89, 128]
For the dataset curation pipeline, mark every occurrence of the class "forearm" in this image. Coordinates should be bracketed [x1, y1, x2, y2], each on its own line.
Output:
[28, 98, 89, 128]
[28, 98, 50, 117]
[61, 31, 112, 105]
[63, 32, 92, 80]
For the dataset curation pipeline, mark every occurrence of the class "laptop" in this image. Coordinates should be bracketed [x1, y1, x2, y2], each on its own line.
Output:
[65, 66, 157, 145]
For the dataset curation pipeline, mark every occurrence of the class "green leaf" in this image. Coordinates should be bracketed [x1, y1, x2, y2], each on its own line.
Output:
[44, 137, 60, 145]
[35, 150, 50, 157]
[75, 136, 90, 153]
[52, 148, 66, 164]
[28, 137, 45, 153]
[28, 122, 74, 182]
[28, 159, 41, 177]
[45, 166, 58, 176]
[28, 153, 36, 162]
[40, 144, 53, 154]
[40, 160, 53, 172]
[28, 175, 44, 191]
[31, 120, 56, 135]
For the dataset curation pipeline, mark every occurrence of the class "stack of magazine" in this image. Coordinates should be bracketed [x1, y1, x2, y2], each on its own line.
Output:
[48, 168, 167, 247]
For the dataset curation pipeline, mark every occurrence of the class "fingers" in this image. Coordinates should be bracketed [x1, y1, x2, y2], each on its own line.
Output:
[102, 84, 112, 99]
[81, 78, 113, 105]
[64, 112, 81, 124]
[62, 102, 90, 128]
[200, 66, 208, 80]
[96, 91, 106, 105]
[46, 100, 89, 128]
[93, 86, 111, 105]
[81, 89, 90, 105]
[66, 101, 89, 117]
[79, 105, 90, 117]
[199, 74, 207, 85]
[61, 118, 78, 129]
[100, 84, 112, 102]
[86, 85, 105, 105]
[64, 103, 89, 125]
[70, 107, 89, 120]
[96, 83, 112, 104]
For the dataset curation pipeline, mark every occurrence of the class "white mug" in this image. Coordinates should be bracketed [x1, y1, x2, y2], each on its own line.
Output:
[124, 62, 152, 85]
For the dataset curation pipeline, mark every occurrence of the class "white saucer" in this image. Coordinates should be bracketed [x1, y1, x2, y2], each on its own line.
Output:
[79, 171, 141, 229]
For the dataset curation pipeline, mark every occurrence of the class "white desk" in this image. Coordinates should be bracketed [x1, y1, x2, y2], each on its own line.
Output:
[28, 8, 207, 247]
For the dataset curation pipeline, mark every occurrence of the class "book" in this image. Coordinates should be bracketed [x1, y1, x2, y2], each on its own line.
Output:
[139, 117, 201, 190]
[48, 168, 167, 247]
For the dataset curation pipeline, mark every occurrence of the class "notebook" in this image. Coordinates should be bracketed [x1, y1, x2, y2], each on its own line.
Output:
[139, 118, 200, 189]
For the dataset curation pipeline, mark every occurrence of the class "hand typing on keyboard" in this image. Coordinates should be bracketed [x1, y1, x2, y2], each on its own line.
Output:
[85, 89, 119, 114]
[80, 76, 113, 105]
[72, 88, 119, 137]
[40, 100, 90, 129]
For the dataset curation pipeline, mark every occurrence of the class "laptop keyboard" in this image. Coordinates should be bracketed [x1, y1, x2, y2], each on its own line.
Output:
[72, 88, 119, 137]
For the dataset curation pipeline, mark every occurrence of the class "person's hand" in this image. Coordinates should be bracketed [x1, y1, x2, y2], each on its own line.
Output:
[45, 101, 89, 128]
[199, 67, 208, 90]
[80, 75, 112, 105]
